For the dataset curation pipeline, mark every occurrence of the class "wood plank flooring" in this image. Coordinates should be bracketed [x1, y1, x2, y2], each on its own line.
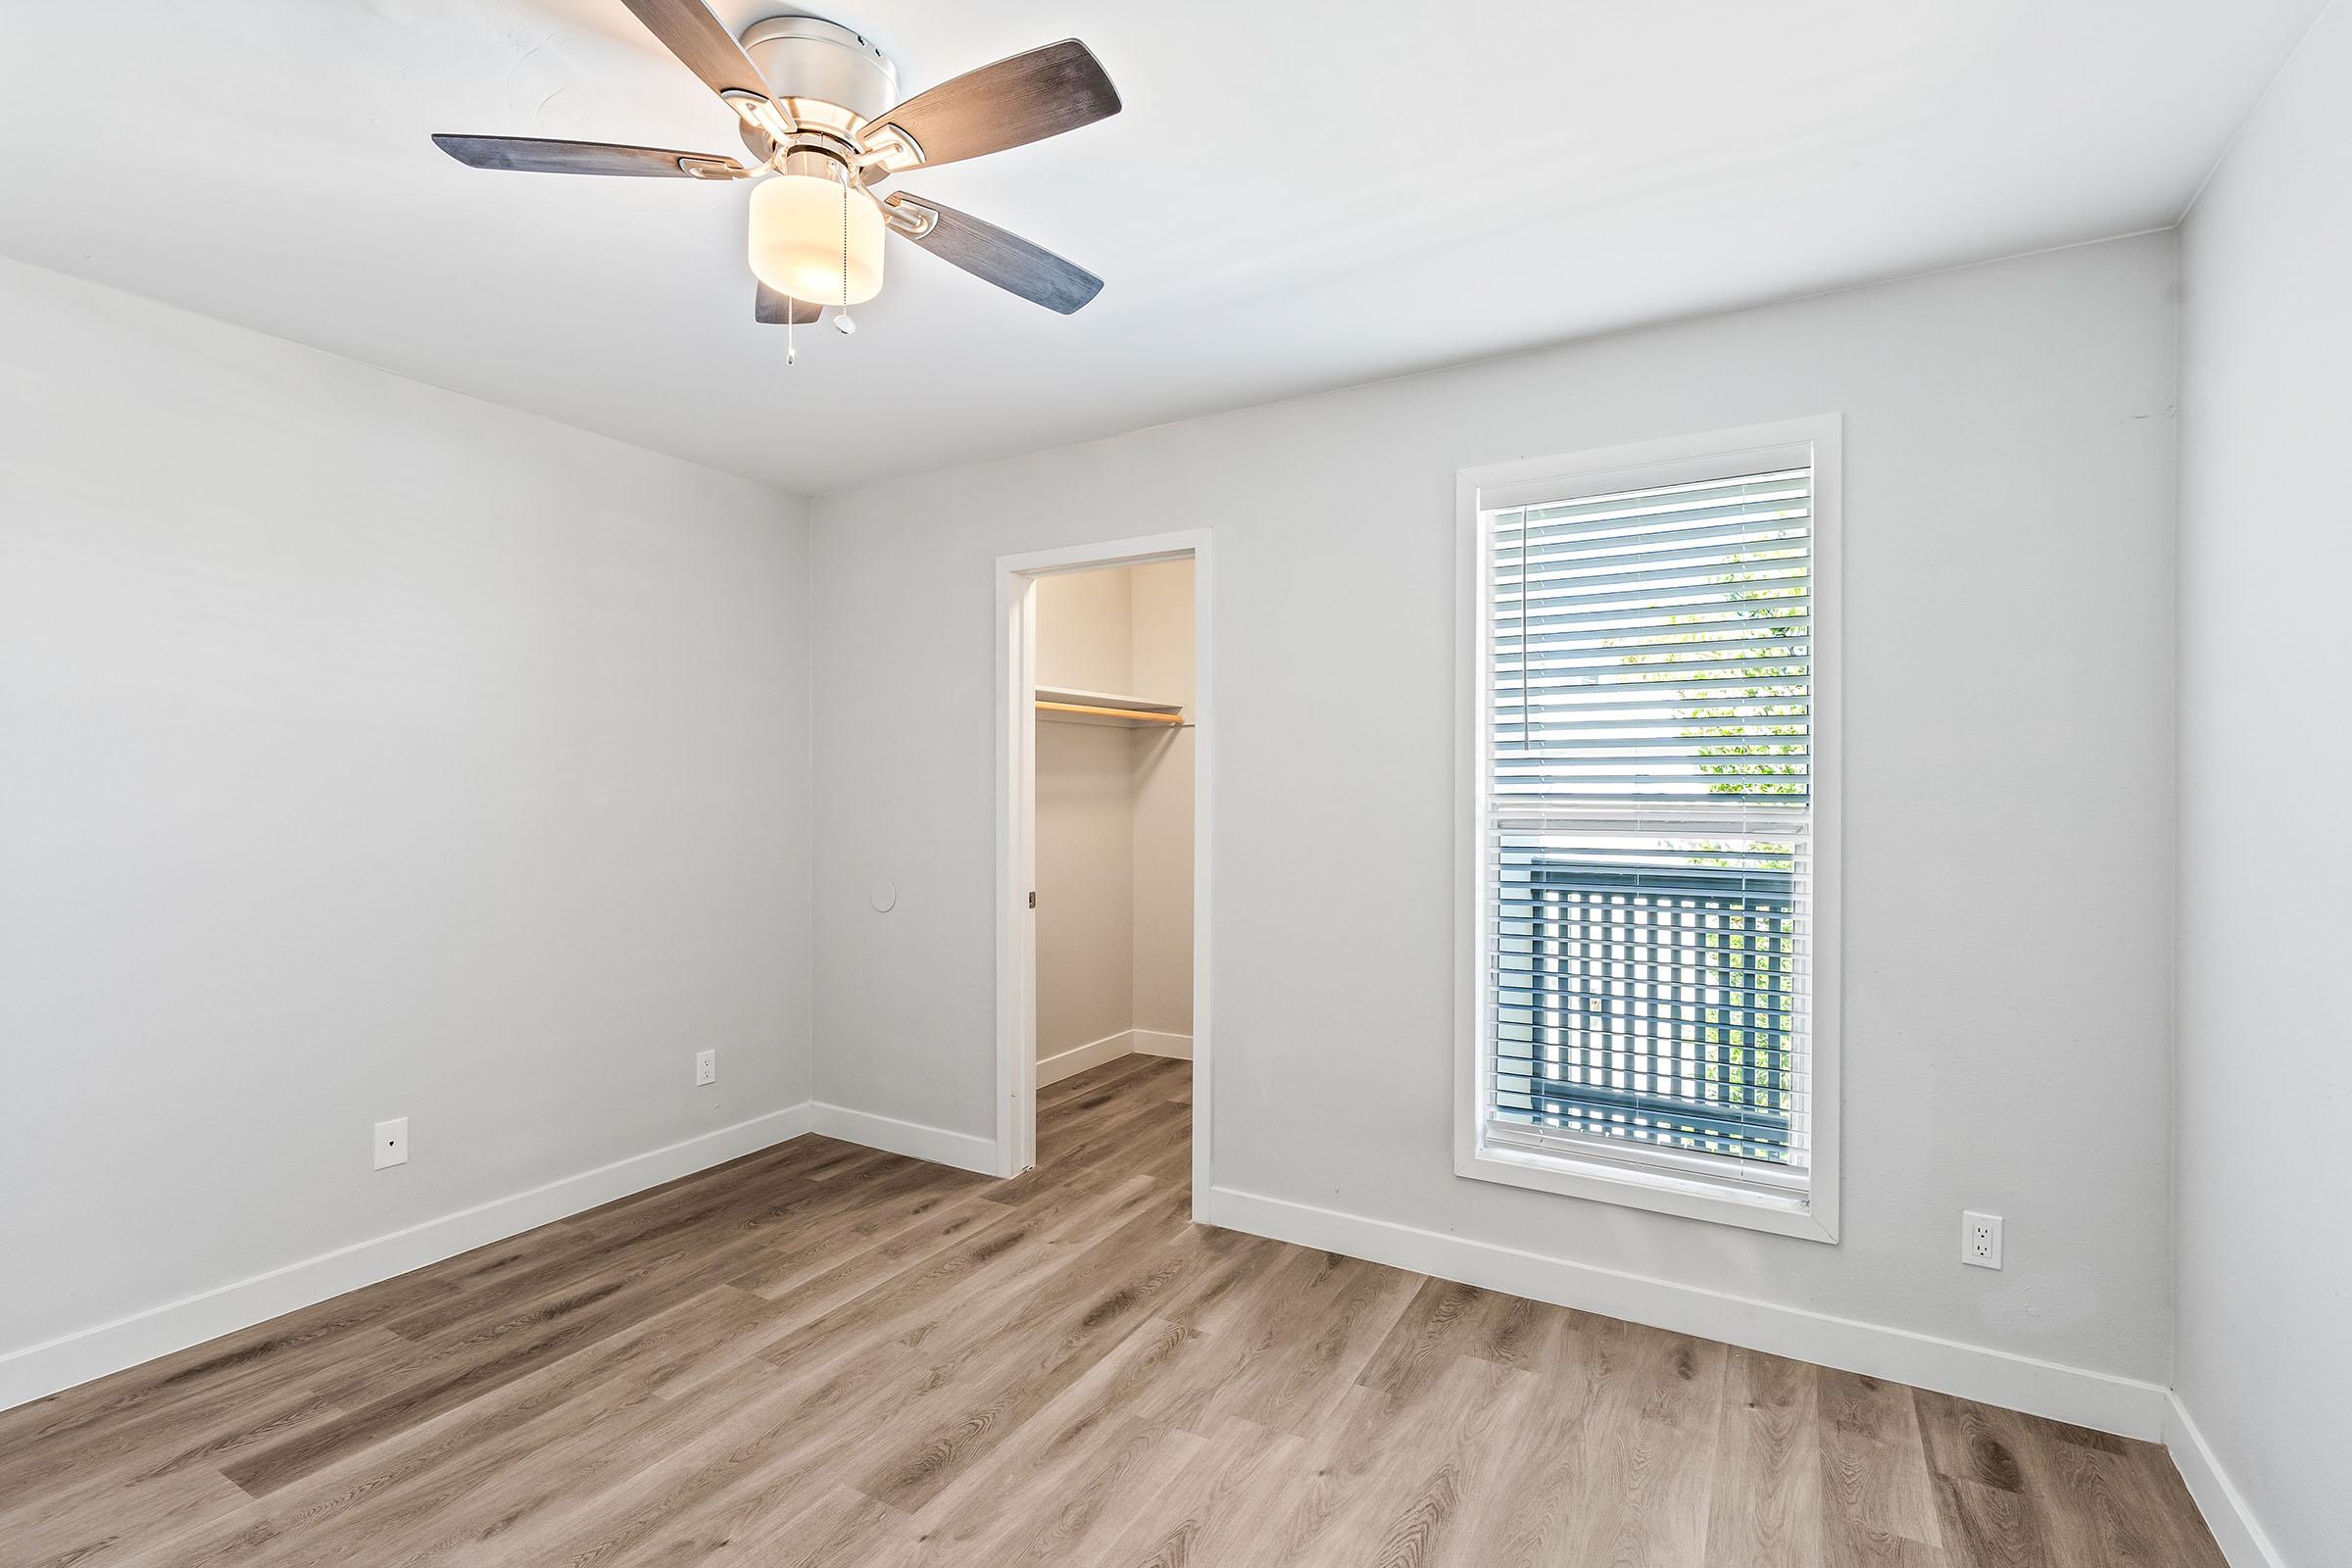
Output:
[2, 1055, 2226, 1567]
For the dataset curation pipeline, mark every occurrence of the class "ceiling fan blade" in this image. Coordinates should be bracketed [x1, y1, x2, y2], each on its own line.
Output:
[431, 134, 745, 178]
[865, 40, 1119, 170]
[616, 0, 772, 102]
[886, 193, 1103, 314]
[756, 284, 822, 325]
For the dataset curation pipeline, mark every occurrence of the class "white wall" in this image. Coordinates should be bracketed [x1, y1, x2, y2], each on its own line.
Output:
[2176, 6, 2352, 1563]
[0, 258, 813, 1388]
[809, 233, 2180, 1391]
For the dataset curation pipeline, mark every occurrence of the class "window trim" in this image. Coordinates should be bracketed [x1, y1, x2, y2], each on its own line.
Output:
[1454, 416, 1842, 1244]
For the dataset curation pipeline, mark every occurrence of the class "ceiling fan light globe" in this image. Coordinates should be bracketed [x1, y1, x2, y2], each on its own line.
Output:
[747, 173, 885, 306]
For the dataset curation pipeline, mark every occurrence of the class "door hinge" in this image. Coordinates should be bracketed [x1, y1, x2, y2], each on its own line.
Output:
[1027, 891, 1037, 908]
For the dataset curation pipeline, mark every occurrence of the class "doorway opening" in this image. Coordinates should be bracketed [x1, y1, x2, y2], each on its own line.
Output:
[996, 531, 1210, 1216]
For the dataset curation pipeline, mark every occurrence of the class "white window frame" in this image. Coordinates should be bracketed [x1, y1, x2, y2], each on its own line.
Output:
[1454, 416, 1842, 1243]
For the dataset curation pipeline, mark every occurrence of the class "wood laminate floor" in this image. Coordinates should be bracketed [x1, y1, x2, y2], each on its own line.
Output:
[4, 1055, 2225, 1567]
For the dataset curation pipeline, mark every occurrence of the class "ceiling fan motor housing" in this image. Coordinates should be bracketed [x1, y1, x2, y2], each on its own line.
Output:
[741, 15, 899, 138]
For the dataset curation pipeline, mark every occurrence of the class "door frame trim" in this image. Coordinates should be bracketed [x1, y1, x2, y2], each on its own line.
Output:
[994, 529, 1212, 1214]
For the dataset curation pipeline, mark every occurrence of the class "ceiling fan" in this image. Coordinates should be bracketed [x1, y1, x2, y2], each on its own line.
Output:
[432, 1, 1120, 335]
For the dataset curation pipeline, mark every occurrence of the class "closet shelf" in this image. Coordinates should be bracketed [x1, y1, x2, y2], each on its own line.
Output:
[1035, 685, 1187, 728]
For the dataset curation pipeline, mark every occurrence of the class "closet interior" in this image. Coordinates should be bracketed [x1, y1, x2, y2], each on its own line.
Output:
[1032, 560, 1196, 1087]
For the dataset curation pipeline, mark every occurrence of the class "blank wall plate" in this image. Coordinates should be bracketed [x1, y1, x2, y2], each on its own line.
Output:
[1963, 1210, 2003, 1269]
[373, 1117, 409, 1170]
[695, 1050, 716, 1087]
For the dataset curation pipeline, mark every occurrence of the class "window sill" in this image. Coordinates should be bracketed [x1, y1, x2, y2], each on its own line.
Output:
[1457, 1139, 1839, 1244]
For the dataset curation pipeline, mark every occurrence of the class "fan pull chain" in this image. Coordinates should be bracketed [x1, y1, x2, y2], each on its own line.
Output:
[834, 170, 858, 336]
[785, 292, 797, 366]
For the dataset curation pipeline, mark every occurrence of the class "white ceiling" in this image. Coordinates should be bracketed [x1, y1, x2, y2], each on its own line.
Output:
[0, 2, 2322, 493]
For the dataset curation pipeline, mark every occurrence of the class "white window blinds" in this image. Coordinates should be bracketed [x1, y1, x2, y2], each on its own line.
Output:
[1481, 458, 1817, 1199]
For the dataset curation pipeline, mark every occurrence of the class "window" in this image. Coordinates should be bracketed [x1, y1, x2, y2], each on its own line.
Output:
[1456, 418, 1838, 1241]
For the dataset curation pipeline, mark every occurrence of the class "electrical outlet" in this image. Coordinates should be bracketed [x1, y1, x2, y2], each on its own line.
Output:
[373, 1117, 409, 1170]
[695, 1050, 716, 1087]
[1962, 1211, 2003, 1269]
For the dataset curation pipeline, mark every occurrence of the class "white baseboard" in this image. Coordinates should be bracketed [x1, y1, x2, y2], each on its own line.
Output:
[0, 1102, 815, 1414]
[2166, 1394, 2287, 1568]
[1038, 1030, 1137, 1087]
[1037, 1029, 1193, 1088]
[1205, 1186, 2170, 1442]
[809, 1102, 999, 1176]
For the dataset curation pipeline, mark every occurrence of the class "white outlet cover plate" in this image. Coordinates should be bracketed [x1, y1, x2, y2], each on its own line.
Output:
[374, 1117, 409, 1170]
[1963, 1210, 2003, 1269]
[696, 1050, 716, 1087]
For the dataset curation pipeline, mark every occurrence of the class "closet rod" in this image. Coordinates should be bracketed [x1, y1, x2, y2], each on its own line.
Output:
[1036, 700, 1186, 725]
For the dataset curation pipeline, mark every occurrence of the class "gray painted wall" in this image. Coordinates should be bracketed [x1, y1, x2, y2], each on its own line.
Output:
[808, 233, 2180, 1383]
[0, 258, 814, 1364]
[2177, 7, 2352, 1562]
